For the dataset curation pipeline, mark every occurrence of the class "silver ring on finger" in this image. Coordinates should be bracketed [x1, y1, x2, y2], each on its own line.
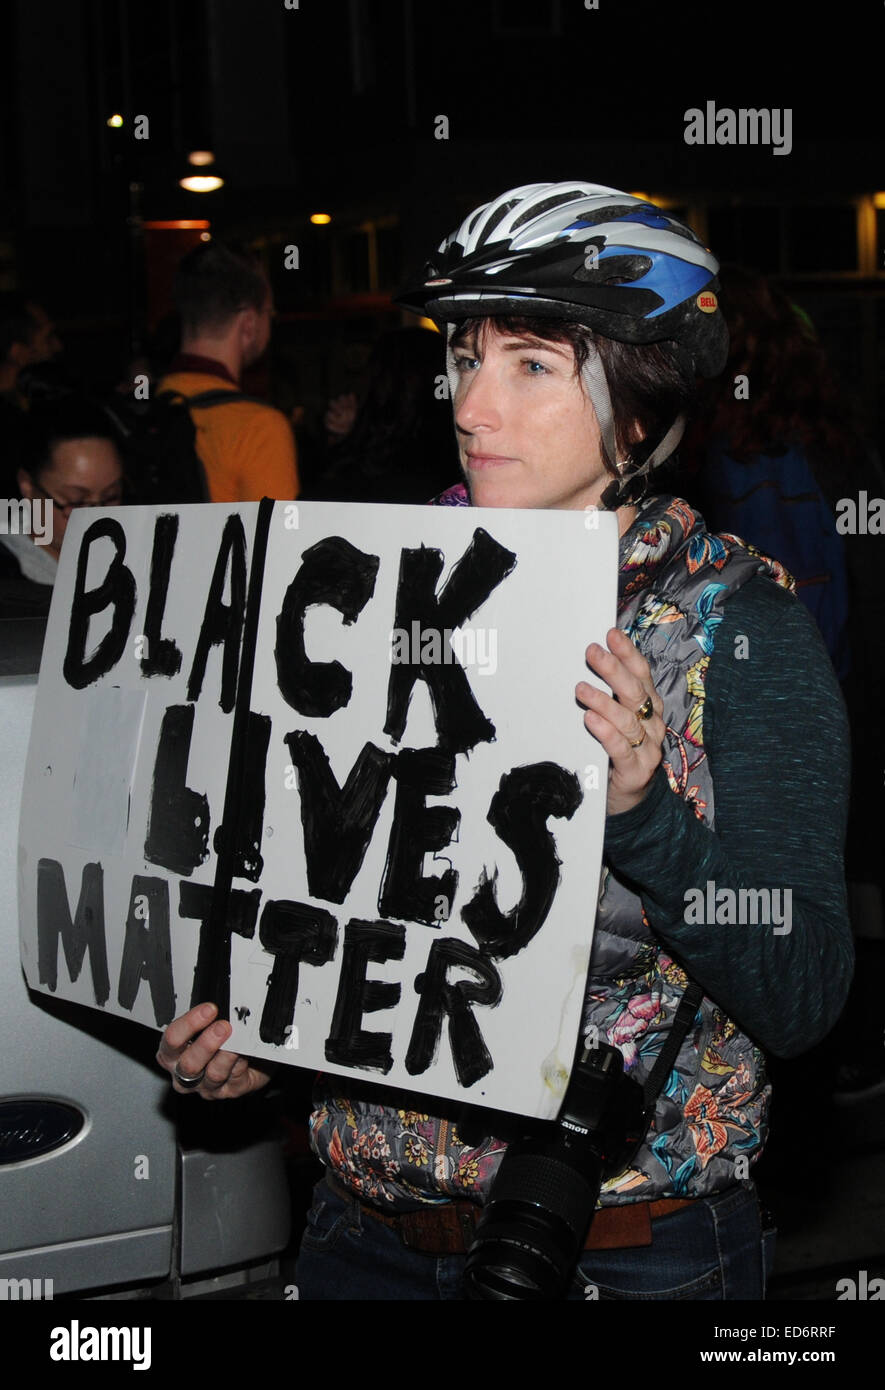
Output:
[173, 1062, 207, 1089]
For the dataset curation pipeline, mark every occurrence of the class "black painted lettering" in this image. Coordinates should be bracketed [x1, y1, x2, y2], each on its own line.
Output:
[117, 876, 176, 1025]
[178, 881, 261, 1017]
[140, 514, 183, 678]
[63, 518, 136, 689]
[405, 938, 501, 1086]
[213, 712, 271, 881]
[36, 858, 110, 1005]
[257, 899, 338, 1045]
[284, 732, 393, 904]
[275, 536, 379, 717]
[384, 528, 516, 753]
[379, 748, 458, 925]
[186, 514, 247, 711]
[177, 884, 261, 1017]
[144, 705, 211, 876]
[462, 763, 583, 959]
[325, 919, 406, 1073]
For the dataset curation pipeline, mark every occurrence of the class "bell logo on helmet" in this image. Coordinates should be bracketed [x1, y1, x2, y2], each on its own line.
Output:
[697, 292, 718, 313]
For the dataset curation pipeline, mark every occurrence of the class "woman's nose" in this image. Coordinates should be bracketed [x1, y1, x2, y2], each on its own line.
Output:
[454, 365, 502, 436]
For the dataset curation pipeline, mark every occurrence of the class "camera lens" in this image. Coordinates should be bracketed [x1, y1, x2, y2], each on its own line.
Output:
[463, 1140, 603, 1300]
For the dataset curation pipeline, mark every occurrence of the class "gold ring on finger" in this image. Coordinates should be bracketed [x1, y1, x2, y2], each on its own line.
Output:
[628, 728, 647, 750]
[636, 696, 653, 722]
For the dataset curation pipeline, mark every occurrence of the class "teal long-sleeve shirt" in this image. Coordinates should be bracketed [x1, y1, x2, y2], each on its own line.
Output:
[604, 574, 853, 1059]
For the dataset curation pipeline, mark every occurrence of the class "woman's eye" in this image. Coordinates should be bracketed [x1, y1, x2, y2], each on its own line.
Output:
[523, 359, 550, 375]
[453, 355, 479, 372]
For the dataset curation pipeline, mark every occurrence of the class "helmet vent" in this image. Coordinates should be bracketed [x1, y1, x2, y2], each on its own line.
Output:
[511, 190, 587, 232]
[464, 206, 488, 241]
[479, 200, 521, 245]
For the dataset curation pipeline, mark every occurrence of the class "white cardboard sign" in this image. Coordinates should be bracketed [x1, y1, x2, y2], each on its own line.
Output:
[19, 500, 617, 1119]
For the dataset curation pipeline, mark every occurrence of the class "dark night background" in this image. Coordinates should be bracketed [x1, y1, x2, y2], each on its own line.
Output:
[1, 0, 883, 452]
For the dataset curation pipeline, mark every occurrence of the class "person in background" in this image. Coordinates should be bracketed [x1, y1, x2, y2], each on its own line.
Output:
[307, 327, 459, 504]
[0, 294, 62, 406]
[158, 241, 299, 503]
[680, 264, 885, 1108]
[0, 396, 124, 596]
[679, 265, 864, 678]
[0, 293, 64, 491]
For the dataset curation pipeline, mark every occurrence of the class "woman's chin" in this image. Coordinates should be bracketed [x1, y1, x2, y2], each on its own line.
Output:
[465, 476, 530, 510]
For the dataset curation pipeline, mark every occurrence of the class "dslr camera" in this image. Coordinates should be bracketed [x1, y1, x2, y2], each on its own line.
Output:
[463, 1033, 646, 1301]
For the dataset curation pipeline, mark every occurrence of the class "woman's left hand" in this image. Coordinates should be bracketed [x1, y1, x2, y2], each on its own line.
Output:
[576, 627, 665, 816]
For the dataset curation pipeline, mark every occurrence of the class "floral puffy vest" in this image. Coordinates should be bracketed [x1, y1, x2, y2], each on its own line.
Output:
[309, 492, 794, 1210]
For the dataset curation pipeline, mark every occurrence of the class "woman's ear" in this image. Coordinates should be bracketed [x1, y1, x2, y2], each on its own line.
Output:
[614, 419, 645, 469]
[17, 467, 36, 500]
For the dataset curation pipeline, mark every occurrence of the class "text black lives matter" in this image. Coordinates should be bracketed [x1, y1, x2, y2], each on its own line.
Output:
[36, 514, 583, 1089]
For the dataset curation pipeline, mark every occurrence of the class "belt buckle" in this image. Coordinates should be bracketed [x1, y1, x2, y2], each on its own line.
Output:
[398, 1202, 478, 1255]
[457, 1205, 478, 1251]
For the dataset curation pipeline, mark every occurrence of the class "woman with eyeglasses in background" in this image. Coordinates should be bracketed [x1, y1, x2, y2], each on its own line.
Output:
[0, 396, 125, 590]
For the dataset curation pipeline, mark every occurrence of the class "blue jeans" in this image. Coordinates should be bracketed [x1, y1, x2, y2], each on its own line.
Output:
[295, 1175, 776, 1301]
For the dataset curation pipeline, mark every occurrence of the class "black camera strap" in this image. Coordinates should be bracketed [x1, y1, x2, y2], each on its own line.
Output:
[598, 979, 707, 1180]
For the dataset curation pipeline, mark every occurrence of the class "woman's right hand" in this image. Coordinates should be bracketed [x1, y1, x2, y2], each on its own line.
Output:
[156, 1002, 274, 1100]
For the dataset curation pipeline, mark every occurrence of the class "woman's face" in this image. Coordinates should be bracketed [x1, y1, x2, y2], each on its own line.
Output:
[18, 436, 123, 558]
[452, 322, 612, 512]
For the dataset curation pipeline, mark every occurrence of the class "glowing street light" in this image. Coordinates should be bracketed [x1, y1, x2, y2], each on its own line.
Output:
[179, 173, 224, 193]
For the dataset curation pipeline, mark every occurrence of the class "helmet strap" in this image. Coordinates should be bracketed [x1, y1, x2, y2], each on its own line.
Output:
[579, 341, 619, 474]
[644, 414, 686, 470]
[598, 414, 687, 510]
[445, 323, 461, 402]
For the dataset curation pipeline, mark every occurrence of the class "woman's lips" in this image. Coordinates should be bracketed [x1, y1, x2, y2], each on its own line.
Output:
[465, 454, 518, 470]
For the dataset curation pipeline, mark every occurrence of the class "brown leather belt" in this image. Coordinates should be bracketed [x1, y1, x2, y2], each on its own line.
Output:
[327, 1173, 695, 1255]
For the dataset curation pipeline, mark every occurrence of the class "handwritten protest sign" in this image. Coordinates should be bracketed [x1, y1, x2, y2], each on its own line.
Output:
[19, 500, 617, 1118]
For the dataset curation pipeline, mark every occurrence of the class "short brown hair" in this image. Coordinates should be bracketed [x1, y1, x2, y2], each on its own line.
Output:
[450, 315, 695, 476]
[174, 241, 268, 336]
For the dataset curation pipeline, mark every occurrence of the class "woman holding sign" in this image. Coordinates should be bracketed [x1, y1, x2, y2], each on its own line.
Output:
[158, 182, 852, 1300]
